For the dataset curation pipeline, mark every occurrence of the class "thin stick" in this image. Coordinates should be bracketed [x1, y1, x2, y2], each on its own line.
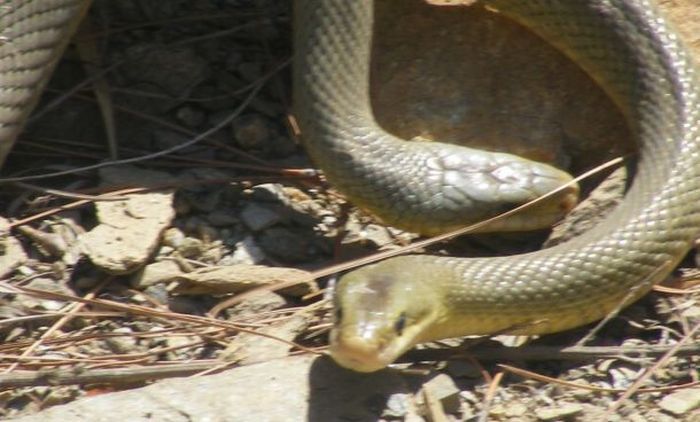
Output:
[3, 278, 109, 374]
[499, 363, 700, 394]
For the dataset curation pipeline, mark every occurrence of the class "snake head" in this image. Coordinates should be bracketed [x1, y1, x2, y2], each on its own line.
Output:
[329, 259, 444, 372]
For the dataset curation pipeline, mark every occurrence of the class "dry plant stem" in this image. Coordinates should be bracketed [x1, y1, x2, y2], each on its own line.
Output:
[499, 364, 700, 394]
[85, 13, 277, 41]
[3, 279, 109, 374]
[192, 361, 239, 378]
[8, 175, 315, 229]
[654, 285, 700, 294]
[0, 341, 696, 388]
[8, 187, 146, 228]
[0, 311, 125, 329]
[0, 325, 217, 354]
[477, 371, 505, 422]
[11, 182, 127, 201]
[0, 361, 217, 388]
[4, 283, 322, 355]
[312, 157, 625, 279]
[0, 70, 267, 184]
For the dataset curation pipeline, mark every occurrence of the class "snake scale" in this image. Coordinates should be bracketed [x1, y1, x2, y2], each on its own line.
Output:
[2, 1, 699, 373]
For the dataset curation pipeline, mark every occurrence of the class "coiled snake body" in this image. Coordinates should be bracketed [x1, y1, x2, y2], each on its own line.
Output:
[295, 0, 700, 372]
[2, 1, 700, 373]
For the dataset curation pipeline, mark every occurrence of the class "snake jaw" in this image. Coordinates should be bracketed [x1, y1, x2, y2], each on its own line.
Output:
[329, 260, 444, 372]
[329, 316, 434, 373]
[329, 326, 401, 373]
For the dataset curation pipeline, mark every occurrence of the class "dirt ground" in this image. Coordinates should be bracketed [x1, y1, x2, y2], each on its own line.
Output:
[0, 0, 699, 421]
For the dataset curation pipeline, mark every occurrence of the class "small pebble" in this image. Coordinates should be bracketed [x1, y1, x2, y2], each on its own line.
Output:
[229, 235, 266, 265]
[175, 106, 206, 128]
[382, 393, 412, 418]
[535, 403, 583, 421]
[505, 403, 528, 417]
[233, 114, 272, 150]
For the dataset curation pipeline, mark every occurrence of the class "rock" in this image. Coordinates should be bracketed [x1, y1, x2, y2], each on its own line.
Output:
[420, 373, 461, 414]
[0, 217, 26, 278]
[168, 264, 317, 297]
[206, 210, 239, 227]
[11, 356, 411, 422]
[258, 227, 328, 263]
[239, 203, 283, 231]
[174, 236, 206, 259]
[229, 235, 266, 265]
[248, 183, 289, 204]
[658, 388, 700, 416]
[535, 403, 584, 421]
[445, 360, 482, 378]
[383, 393, 413, 418]
[131, 260, 183, 289]
[79, 167, 176, 274]
[104, 327, 138, 354]
[232, 114, 273, 150]
[221, 315, 309, 365]
[161, 227, 186, 249]
[225, 291, 287, 319]
[505, 403, 528, 418]
[120, 44, 210, 98]
[80, 190, 175, 274]
[22, 278, 76, 311]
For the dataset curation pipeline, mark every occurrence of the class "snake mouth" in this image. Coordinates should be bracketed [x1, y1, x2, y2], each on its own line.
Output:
[329, 332, 399, 373]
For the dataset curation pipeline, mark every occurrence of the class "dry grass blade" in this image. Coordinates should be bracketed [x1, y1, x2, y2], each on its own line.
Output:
[2, 282, 322, 357]
[477, 371, 505, 422]
[3, 278, 110, 374]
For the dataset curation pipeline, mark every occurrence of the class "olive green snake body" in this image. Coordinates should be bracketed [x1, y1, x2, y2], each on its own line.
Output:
[2, 1, 700, 373]
[295, 0, 700, 372]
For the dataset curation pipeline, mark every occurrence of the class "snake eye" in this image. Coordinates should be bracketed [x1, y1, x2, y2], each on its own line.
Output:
[394, 312, 407, 336]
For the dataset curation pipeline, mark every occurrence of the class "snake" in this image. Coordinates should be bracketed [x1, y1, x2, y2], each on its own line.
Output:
[1, 1, 699, 373]
[294, 0, 700, 372]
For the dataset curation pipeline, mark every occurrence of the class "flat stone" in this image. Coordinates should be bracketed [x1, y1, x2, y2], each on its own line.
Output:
[79, 167, 175, 274]
[12, 356, 411, 422]
[169, 264, 316, 297]
[536, 403, 583, 421]
[131, 260, 183, 289]
[659, 388, 700, 416]
[421, 373, 461, 414]
[226, 291, 287, 319]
